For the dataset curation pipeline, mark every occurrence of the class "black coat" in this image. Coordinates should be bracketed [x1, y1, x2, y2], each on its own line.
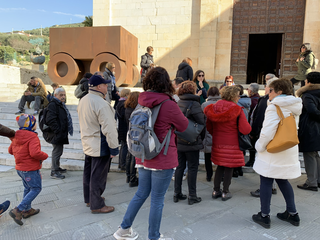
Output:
[298, 85, 320, 152]
[177, 94, 206, 151]
[176, 62, 193, 81]
[250, 95, 269, 139]
[125, 107, 135, 128]
[44, 98, 69, 145]
[116, 100, 127, 142]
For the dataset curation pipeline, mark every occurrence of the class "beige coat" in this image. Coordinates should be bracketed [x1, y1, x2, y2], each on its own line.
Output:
[77, 90, 118, 157]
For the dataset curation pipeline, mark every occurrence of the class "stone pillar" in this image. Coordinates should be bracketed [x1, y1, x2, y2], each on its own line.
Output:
[93, 0, 111, 26]
[303, 0, 320, 71]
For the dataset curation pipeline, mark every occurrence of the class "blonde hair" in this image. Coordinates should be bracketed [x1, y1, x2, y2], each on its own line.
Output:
[120, 89, 131, 97]
[220, 86, 239, 102]
[106, 62, 115, 71]
[182, 57, 192, 67]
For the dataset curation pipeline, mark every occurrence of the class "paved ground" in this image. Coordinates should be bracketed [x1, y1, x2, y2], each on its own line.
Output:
[1, 165, 320, 240]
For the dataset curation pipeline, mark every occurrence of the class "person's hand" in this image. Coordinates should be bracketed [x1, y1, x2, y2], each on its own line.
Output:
[150, 63, 155, 68]
[196, 90, 202, 96]
[296, 58, 299, 62]
[111, 155, 116, 158]
[199, 81, 204, 88]
[24, 91, 31, 96]
[300, 57, 305, 61]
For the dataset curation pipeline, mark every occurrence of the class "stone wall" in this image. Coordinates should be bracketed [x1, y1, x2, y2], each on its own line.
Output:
[93, 0, 234, 81]
[304, 0, 320, 71]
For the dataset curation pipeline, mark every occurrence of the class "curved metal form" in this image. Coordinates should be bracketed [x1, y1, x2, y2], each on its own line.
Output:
[47, 53, 80, 85]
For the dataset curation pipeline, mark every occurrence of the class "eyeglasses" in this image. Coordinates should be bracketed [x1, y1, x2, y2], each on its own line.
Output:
[269, 88, 274, 93]
[198, 75, 204, 77]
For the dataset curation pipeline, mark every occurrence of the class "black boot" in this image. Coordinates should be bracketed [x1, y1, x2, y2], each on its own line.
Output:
[129, 177, 138, 187]
[237, 167, 243, 176]
[173, 193, 187, 203]
[188, 196, 202, 205]
[252, 212, 270, 229]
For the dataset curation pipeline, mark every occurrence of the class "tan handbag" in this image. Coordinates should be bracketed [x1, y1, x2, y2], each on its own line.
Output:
[266, 105, 299, 153]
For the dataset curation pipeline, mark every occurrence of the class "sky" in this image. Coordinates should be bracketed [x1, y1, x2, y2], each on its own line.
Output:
[0, 0, 93, 33]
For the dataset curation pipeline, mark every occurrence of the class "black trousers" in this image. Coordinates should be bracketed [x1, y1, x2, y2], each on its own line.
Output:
[125, 152, 137, 182]
[205, 152, 213, 180]
[214, 166, 233, 193]
[175, 150, 199, 197]
[83, 154, 111, 210]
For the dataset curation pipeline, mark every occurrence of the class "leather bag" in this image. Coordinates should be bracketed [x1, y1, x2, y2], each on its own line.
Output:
[266, 105, 299, 153]
[237, 116, 252, 151]
[175, 101, 205, 144]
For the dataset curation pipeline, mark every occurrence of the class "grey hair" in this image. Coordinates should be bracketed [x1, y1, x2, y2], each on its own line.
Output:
[94, 71, 103, 76]
[54, 87, 66, 95]
[248, 83, 259, 93]
[265, 73, 275, 80]
[266, 77, 279, 87]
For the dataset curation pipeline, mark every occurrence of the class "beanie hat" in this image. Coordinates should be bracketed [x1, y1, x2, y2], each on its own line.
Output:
[16, 114, 36, 131]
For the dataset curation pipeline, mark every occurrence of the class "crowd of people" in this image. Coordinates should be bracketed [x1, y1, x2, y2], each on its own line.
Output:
[0, 43, 319, 240]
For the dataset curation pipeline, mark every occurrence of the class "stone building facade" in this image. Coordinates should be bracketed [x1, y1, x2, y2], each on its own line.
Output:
[93, 0, 319, 84]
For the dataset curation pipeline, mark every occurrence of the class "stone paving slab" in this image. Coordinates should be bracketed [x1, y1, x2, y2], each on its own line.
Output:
[1, 169, 320, 240]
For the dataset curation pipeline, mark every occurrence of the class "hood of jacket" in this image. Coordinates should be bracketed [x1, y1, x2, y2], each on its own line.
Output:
[206, 95, 221, 102]
[178, 62, 190, 70]
[138, 91, 173, 108]
[296, 84, 320, 97]
[204, 99, 242, 123]
[268, 95, 302, 116]
[79, 77, 89, 84]
[178, 93, 200, 102]
[14, 130, 37, 145]
[237, 95, 251, 109]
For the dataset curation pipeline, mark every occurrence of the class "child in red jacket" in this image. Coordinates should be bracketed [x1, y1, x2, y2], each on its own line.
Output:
[8, 114, 48, 226]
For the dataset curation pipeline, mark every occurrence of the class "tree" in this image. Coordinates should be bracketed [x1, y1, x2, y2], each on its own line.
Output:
[0, 46, 16, 63]
[83, 16, 93, 27]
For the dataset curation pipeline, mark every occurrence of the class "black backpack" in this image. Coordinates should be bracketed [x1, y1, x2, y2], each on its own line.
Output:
[39, 108, 50, 132]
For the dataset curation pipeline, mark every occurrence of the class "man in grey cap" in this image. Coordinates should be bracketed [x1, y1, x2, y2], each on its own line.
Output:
[77, 75, 119, 214]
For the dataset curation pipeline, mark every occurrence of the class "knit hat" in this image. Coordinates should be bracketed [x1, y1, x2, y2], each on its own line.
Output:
[16, 114, 36, 131]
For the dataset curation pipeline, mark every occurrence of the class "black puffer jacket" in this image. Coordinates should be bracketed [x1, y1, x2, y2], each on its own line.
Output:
[43, 98, 69, 145]
[125, 107, 135, 128]
[250, 95, 269, 138]
[297, 85, 320, 152]
[177, 94, 206, 151]
[176, 62, 193, 81]
[116, 99, 127, 142]
[79, 77, 89, 99]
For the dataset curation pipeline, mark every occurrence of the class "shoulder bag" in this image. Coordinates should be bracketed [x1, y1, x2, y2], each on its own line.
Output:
[266, 104, 299, 153]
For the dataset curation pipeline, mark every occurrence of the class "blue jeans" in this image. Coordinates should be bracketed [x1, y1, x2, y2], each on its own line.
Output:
[121, 168, 174, 240]
[260, 175, 296, 215]
[17, 170, 42, 211]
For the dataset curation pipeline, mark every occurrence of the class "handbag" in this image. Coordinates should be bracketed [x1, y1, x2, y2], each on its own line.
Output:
[175, 101, 205, 144]
[237, 117, 252, 151]
[266, 104, 299, 153]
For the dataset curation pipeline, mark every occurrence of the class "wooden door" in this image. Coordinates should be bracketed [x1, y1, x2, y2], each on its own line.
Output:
[231, 0, 306, 83]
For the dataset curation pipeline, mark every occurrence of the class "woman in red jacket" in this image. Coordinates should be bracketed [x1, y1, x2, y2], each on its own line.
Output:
[8, 114, 48, 226]
[204, 86, 251, 201]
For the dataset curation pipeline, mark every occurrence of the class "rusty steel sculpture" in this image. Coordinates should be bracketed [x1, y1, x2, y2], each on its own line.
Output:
[48, 26, 139, 87]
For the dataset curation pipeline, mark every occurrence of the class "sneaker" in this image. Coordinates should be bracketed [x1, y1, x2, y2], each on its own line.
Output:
[250, 189, 260, 197]
[297, 183, 318, 191]
[22, 208, 40, 219]
[113, 226, 139, 240]
[51, 171, 65, 179]
[9, 207, 23, 225]
[277, 210, 300, 226]
[15, 110, 24, 115]
[252, 212, 270, 229]
[0, 200, 10, 217]
[222, 192, 232, 201]
[33, 111, 38, 115]
[58, 167, 67, 173]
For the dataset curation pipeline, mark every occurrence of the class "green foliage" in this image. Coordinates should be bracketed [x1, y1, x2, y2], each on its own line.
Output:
[29, 38, 45, 46]
[83, 16, 93, 27]
[0, 46, 16, 63]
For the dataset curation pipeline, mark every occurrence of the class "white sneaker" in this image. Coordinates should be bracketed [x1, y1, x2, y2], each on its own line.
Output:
[113, 226, 139, 240]
[182, 173, 187, 181]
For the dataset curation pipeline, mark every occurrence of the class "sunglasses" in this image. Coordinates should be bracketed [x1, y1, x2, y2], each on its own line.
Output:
[269, 88, 274, 93]
[198, 74, 204, 77]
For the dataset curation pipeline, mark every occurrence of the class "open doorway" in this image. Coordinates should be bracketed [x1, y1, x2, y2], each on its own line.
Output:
[247, 33, 283, 84]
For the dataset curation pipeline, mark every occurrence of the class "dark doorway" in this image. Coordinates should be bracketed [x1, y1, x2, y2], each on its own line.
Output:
[246, 33, 283, 84]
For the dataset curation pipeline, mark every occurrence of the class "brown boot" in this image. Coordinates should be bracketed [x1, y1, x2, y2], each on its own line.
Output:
[9, 207, 23, 225]
[22, 208, 40, 219]
[91, 205, 115, 214]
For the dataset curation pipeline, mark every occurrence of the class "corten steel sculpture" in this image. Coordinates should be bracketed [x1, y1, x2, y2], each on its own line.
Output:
[48, 26, 139, 87]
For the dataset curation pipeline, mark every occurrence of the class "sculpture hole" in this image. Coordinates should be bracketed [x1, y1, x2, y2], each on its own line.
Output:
[56, 61, 68, 77]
